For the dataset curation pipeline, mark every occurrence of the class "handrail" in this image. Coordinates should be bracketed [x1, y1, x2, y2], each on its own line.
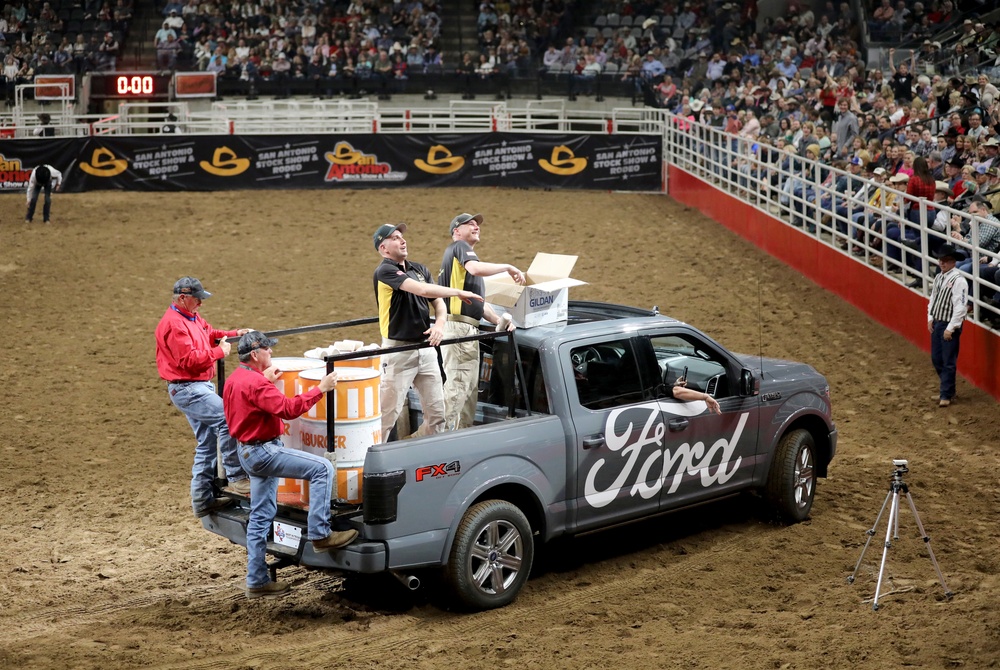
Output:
[663, 111, 1000, 331]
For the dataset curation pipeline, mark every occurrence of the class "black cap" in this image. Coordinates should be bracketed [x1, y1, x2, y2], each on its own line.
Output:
[173, 276, 212, 299]
[449, 212, 483, 233]
[936, 243, 966, 261]
[946, 156, 965, 169]
[237, 330, 278, 356]
[373, 222, 407, 250]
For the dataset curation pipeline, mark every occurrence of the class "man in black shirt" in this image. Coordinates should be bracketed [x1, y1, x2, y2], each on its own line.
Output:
[372, 223, 482, 440]
[438, 213, 522, 430]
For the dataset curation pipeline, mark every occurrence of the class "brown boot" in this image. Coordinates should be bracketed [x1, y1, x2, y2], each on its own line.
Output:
[312, 529, 358, 553]
[246, 580, 291, 599]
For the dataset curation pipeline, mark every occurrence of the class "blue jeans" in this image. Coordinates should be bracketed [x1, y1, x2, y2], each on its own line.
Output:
[930, 321, 962, 400]
[25, 181, 53, 222]
[237, 439, 334, 588]
[168, 381, 246, 513]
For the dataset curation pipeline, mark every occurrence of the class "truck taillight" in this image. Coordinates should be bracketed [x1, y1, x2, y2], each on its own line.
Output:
[363, 470, 406, 525]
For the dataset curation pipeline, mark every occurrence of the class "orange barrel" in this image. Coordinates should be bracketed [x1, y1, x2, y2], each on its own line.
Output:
[298, 416, 381, 504]
[295, 366, 380, 421]
[334, 352, 381, 371]
[270, 357, 325, 506]
[304, 349, 381, 371]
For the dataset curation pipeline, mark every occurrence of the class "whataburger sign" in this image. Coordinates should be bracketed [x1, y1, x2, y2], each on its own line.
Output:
[25, 133, 663, 192]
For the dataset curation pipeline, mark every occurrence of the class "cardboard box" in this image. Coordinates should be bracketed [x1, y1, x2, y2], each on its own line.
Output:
[484, 253, 587, 328]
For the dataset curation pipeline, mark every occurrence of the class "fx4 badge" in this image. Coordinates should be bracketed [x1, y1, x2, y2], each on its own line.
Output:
[415, 461, 461, 482]
[761, 392, 782, 402]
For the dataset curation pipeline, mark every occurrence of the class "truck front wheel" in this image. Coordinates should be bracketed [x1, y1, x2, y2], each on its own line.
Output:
[444, 500, 534, 611]
[765, 429, 816, 523]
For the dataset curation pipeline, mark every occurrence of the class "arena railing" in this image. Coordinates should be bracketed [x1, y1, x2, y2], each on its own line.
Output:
[24, 99, 655, 137]
[662, 113, 1000, 331]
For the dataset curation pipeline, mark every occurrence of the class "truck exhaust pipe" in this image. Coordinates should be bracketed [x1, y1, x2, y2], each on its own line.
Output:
[391, 571, 420, 591]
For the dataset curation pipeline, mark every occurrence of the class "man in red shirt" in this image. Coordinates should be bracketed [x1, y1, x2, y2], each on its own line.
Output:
[155, 277, 251, 518]
[224, 330, 358, 599]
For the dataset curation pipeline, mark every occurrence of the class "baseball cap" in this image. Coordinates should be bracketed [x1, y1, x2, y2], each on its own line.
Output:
[988, 167, 1000, 178]
[373, 222, 407, 250]
[237, 330, 278, 356]
[449, 213, 483, 233]
[873, 166, 887, 175]
[850, 156, 863, 166]
[173, 276, 211, 299]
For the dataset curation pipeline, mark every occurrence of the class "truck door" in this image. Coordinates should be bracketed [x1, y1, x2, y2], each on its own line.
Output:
[643, 331, 760, 510]
[566, 335, 668, 532]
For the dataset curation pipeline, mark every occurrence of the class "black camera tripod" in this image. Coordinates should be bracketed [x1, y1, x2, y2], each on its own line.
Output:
[848, 461, 954, 611]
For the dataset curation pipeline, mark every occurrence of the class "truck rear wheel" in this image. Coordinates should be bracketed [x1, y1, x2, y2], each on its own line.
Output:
[765, 429, 816, 523]
[444, 500, 534, 611]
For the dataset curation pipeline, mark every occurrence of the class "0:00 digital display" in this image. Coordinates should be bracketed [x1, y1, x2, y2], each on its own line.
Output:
[116, 75, 155, 95]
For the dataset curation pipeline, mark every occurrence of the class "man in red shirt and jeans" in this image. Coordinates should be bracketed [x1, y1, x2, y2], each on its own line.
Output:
[224, 330, 358, 599]
[155, 277, 251, 518]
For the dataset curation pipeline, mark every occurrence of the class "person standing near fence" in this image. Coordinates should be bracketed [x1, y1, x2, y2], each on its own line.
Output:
[438, 213, 521, 430]
[25, 164, 62, 224]
[927, 244, 967, 408]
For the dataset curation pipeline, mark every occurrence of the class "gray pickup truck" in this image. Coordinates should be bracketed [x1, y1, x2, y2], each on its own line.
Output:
[203, 302, 836, 610]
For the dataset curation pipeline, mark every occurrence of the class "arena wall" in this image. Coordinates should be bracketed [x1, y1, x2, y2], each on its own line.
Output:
[668, 165, 1000, 401]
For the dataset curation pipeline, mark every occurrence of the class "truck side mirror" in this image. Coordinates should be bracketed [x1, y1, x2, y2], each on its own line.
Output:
[740, 368, 759, 396]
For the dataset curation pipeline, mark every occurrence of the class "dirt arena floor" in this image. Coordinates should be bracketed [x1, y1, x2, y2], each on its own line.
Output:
[1, 188, 998, 670]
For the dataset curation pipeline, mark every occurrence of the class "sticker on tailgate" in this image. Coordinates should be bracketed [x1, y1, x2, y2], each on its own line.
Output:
[273, 521, 303, 549]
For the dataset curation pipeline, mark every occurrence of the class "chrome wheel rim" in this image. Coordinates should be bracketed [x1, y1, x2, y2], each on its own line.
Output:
[793, 445, 815, 509]
[468, 519, 523, 596]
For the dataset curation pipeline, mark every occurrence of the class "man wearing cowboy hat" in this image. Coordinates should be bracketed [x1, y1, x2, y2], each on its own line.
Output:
[927, 244, 967, 407]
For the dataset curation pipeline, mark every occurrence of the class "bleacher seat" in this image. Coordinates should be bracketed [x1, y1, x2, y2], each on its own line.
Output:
[607, 14, 620, 27]
[603, 62, 620, 74]
[660, 15, 674, 27]
[595, 15, 607, 27]
[620, 16, 633, 27]
[799, 67, 812, 79]
[630, 26, 641, 39]
[601, 27, 613, 39]
[633, 15, 646, 27]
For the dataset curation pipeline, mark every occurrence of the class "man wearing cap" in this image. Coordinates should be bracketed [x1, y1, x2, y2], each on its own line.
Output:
[986, 167, 1000, 212]
[982, 137, 1000, 170]
[223, 331, 357, 599]
[927, 244, 967, 407]
[155, 277, 252, 516]
[437, 213, 523, 431]
[97, 31, 119, 70]
[373, 223, 483, 441]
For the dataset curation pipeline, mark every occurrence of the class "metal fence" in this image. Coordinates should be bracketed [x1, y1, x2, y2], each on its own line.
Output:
[661, 112, 1000, 332]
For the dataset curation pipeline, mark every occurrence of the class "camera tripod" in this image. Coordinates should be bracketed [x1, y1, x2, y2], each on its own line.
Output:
[848, 460, 954, 611]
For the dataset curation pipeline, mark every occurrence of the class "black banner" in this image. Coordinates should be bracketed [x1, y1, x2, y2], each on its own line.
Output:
[1, 134, 662, 192]
[0, 139, 79, 191]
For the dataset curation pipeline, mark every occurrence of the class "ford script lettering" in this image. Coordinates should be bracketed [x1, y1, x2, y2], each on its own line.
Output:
[584, 403, 748, 508]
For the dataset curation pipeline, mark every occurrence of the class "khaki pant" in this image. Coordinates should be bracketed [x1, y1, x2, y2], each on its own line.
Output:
[442, 320, 479, 430]
[380, 340, 446, 441]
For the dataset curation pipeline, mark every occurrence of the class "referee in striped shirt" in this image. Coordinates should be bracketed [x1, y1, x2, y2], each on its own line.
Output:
[927, 243, 968, 408]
